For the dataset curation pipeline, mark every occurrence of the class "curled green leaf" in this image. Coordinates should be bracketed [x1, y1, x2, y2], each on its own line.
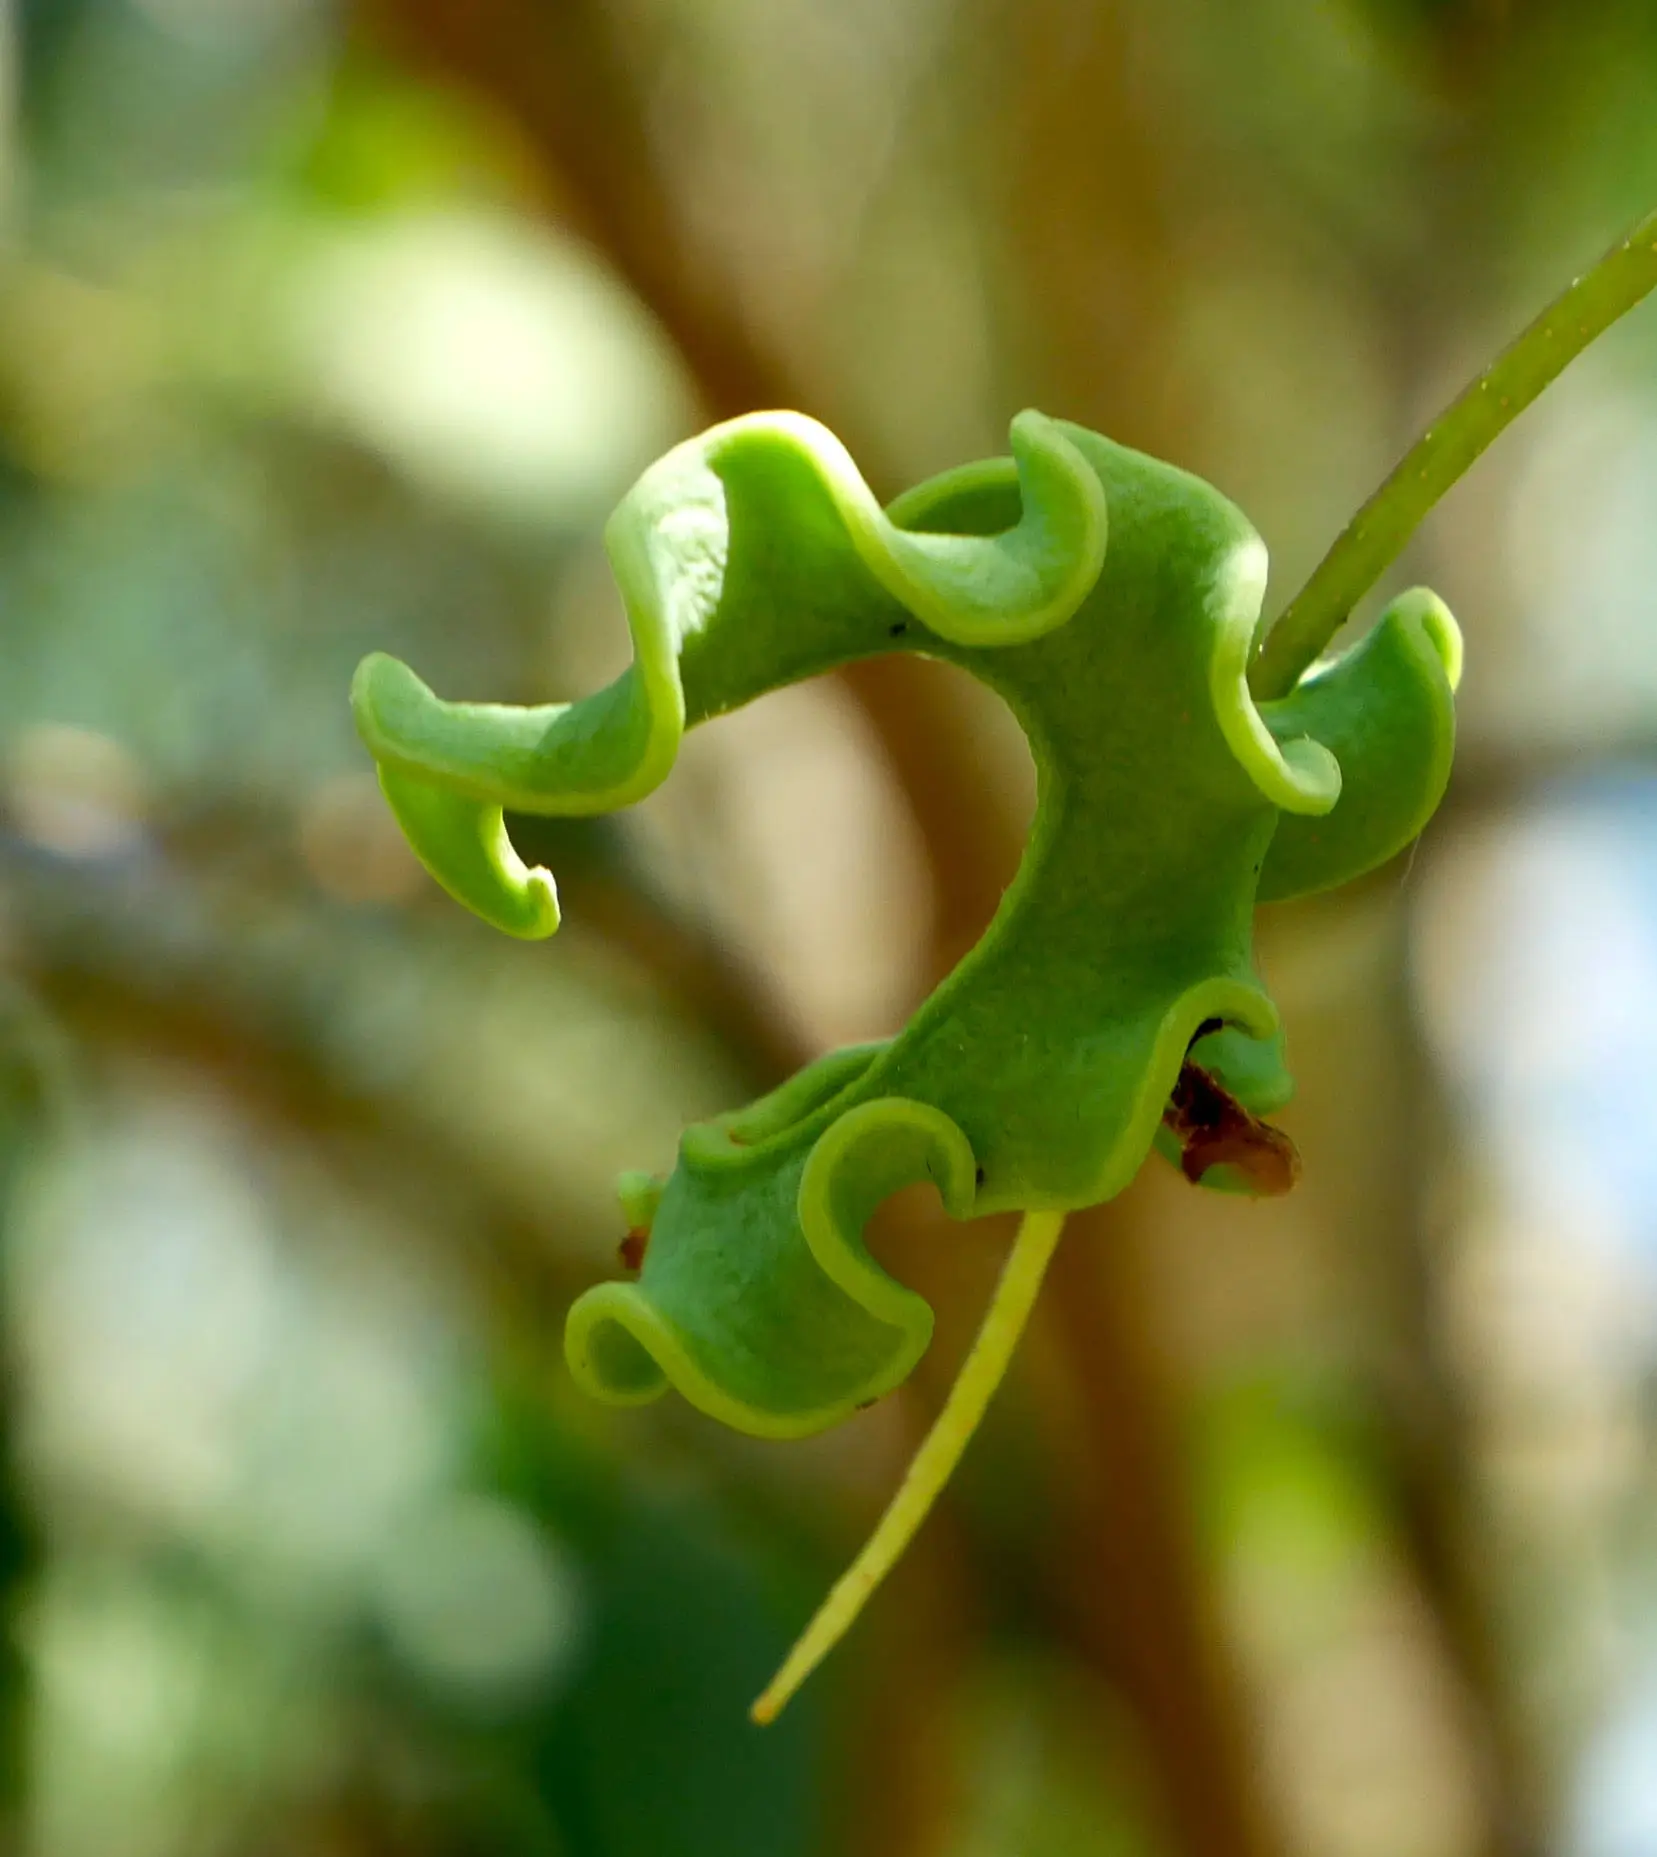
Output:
[353, 410, 1460, 1439]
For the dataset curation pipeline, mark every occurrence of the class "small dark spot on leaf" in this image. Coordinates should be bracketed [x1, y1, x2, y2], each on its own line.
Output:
[975, 1166, 986, 1186]
[619, 1229, 649, 1272]
[888, 621, 909, 637]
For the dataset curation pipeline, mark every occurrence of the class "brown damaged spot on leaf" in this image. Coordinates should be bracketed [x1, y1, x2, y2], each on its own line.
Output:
[619, 1228, 650, 1272]
[1162, 1058, 1300, 1196]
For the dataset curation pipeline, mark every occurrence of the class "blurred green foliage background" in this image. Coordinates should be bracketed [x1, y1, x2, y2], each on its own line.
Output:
[2, 1, 1657, 1853]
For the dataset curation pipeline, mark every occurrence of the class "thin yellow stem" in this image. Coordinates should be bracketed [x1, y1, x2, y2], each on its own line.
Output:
[751, 1208, 1068, 1725]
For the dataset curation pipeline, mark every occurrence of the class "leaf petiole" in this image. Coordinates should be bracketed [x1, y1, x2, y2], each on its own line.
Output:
[1252, 204, 1657, 700]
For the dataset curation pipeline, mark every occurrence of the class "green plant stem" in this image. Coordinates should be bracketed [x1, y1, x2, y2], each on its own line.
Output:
[750, 1208, 1068, 1724]
[1252, 205, 1657, 700]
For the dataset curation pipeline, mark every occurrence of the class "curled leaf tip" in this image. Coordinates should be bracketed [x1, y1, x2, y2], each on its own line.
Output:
[1258, 586, 1461, 903]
